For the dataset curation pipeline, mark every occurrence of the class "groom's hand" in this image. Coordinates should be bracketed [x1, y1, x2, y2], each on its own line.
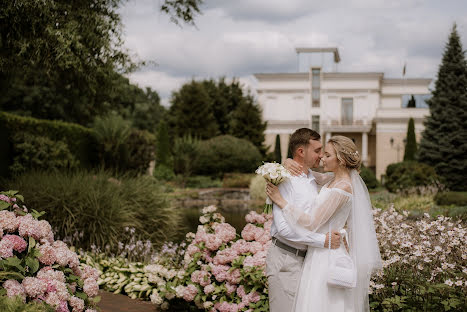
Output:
[324, 231, 341, 249]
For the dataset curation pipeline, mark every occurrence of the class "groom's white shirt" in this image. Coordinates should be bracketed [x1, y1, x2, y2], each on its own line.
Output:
[270, 169, 326, 250]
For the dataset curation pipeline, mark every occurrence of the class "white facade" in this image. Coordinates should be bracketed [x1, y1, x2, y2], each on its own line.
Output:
[254, 48, 432, 180]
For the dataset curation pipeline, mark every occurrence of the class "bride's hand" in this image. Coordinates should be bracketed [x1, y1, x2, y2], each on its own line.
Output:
[266, 182, 288, 209]
[283, 158, 302, 176]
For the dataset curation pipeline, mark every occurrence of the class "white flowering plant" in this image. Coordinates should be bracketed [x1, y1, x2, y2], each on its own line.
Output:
[0, 190, 100, 312]
[255, 162, 292, 214]
[368, 206, 467, 311]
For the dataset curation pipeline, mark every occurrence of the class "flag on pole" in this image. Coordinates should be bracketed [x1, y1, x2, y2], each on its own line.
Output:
[402, 62, 407, 77]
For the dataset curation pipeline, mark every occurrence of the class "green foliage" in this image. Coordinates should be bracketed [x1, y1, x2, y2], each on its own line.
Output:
[9, 133, 79, 175]
[273, 134, 282, 163]
[92, 114, 131, 170]
[154, 164, 176, 181]
[0, 295, 54, 312]
[194, 135, 262, 177]
[228, 91, 268, 155]
[156, 120, 171, 167]
[418, 24, 467, 191]
[130, 87, 167, 133]
[0, 1, 198, 126]
[385, 161, 441, 193]
[249, 175, 267, 202]
[0, 112, 97, 176]
[169, 80, 219, 140]
[403, 118, 417, 161]
[3, 170, 182, 251]
[434, 191, 467, 206]
[222, 173, 255, 188]
[125, 129, 156, 175]
[169, 78, 267, 154]
[173, 135, 200, 178]
[184, 176, 222, 188]
[360, 166, 379, 189]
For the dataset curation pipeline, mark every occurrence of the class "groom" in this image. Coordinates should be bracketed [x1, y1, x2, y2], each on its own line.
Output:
[266, 128, 341, 312]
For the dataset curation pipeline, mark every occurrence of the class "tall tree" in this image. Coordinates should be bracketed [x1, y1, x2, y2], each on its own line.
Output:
[274, 135, 282, 163]
[418, 24, 467, 191]
[403, 118, 417, 161]
[168, 80, 219, 139]
[0, 0, 202, 125]
[228, 92, 267, 155]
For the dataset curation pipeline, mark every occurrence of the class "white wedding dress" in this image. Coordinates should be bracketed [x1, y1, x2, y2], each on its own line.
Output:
[283, 180, 355, 312]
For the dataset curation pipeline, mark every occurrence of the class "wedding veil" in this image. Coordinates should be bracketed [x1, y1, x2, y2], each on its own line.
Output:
[348, 169, 382, 311]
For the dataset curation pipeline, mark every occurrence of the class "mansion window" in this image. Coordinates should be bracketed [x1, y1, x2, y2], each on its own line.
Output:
[311, 68, 320, 107]
[341, 98, 353, 125]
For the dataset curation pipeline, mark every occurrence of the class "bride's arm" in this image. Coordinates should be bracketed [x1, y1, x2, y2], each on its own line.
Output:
[283, 158, 334, 185]
[310, 171, 334, 186]
[266, 183, 351, 232]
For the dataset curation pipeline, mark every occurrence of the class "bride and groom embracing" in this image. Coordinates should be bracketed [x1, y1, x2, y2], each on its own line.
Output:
[265, 128, 382, 312]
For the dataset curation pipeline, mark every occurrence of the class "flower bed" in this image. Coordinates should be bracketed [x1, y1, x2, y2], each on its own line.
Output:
[87, 204, 466, 311]
[0, 191, 100, 312]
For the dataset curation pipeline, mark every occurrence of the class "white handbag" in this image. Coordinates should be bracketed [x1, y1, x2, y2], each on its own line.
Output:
[327, 227, 357, 289]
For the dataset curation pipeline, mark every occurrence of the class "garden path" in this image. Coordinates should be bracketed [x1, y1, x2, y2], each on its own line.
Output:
[98, 291, 157, 312]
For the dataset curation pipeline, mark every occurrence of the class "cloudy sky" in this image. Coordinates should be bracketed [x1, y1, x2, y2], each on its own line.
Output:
[120, 0, 467, 106]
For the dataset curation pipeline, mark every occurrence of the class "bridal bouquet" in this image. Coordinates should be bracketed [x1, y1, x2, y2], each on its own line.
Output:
[255, 162, 292, 214]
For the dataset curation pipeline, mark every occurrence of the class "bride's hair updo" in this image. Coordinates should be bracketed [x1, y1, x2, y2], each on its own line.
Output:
[327, 135, 362, 171]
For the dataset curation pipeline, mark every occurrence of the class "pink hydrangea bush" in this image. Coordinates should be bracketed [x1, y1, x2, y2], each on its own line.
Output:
[166, 205, 272, 312]
[0, 191, 99, 312]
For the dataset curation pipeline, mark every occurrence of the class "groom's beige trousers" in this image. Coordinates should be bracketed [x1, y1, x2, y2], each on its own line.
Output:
[266, 242, 305, 312]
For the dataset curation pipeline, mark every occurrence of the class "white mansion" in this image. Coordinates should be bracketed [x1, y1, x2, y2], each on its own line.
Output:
[254, 47, 432, 180]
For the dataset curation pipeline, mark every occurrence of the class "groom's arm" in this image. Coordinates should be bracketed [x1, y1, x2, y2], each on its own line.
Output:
[273, 181, 327, 248]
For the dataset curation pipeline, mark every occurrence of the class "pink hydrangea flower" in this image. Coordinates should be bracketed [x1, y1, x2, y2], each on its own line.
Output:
[37, 267, 66, 283]
[0, 237, 14, 258]
[211, 264, 229, 282]
[205, 234, 223, 251]
[183, 284, 198, 302]
[3, 279, 26, 300]
[22, 277, 47, 298]
[18, 214, 41, 239]
[0, 210, 19, 232]
[214, 223, 236, 243]
[225, 282, 237, 295]
[81, 265, 99, 281]
[56, 300, 70, 312]
[204, 284, 215, 294]
[0, 194, 10, 203]
[187, 244, 200, 256]
[37, 244, 57, 265]
[2, 235, 27, 253]
[69, 296, 85, 312]
[83, 278, 99, 297]
[226, 268, 241, 284]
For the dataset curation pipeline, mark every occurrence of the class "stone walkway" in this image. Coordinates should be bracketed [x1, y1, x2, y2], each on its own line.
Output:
[98, 291, 157, 312]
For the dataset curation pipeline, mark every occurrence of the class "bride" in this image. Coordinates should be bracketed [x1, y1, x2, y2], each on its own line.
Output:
[266, 135, 382, 312]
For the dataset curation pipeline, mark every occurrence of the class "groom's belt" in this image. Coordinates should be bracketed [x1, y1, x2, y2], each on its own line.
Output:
[272, 237, 307, 257]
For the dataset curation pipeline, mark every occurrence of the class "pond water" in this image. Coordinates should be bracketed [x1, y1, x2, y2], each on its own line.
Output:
[174, 205, 262, 242]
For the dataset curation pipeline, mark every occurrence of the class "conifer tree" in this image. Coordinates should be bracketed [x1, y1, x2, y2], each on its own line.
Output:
[403, 118, 417, 161]
[419, 24, 467, 191]
[274, 135, 282, 163]
[168, 80, 219, 140]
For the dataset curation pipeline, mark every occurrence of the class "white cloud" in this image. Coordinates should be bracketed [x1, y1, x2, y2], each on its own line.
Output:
[119, 0, 467, 104]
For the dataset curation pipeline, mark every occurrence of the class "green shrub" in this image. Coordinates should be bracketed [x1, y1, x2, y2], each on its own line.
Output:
[9, 132, 79, 175]
[0, 111, 97, 176]
[92, 114, 131, 170]
[194, 135, 262, 177]
[223, 173, 255, 188]
[125, 129, 155, 174]
[0, 295, 54, 312]
[434, 191, 467, 206]
[385, 161, 441, 193]
[173, 135, 200, 178]
[249, 174, 266, 201]
[360, 166, 379, 189]
[2, 170, 182, 252]
[154, 164, 176, 181]
[184, 175, 222, 188]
